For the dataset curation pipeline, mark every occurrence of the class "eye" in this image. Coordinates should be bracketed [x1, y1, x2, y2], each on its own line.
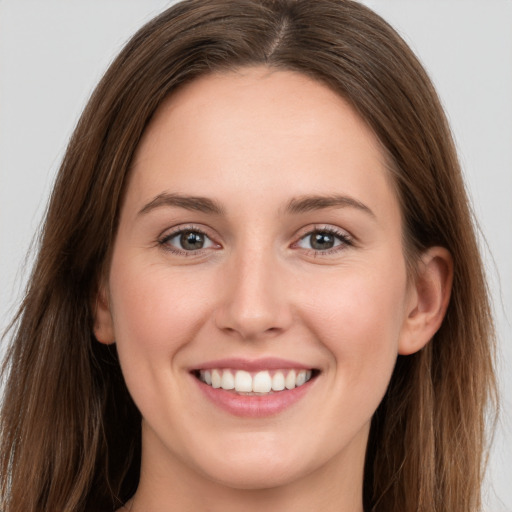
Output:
[159, 228, 217, 254]
[295, 228, 352, 253]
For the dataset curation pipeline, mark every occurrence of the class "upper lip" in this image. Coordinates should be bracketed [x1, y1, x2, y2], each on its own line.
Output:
[192, 357, 316, 372]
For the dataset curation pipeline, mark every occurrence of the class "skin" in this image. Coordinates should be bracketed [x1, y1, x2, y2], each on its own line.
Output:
[95, 66, 452, 512]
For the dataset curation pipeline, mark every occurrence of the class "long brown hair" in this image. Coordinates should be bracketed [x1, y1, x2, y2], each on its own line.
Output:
[0, 1, 497, 510]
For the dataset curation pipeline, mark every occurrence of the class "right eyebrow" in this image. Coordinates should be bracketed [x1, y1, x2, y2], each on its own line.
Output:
[137, 192, 225, 216]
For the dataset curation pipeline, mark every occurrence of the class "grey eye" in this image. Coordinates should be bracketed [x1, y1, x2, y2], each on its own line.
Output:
[309, 232, 336, 250]
[180, 231, 206, 250]
[162, 229, 215, 251]
[297, 230, 348, 251]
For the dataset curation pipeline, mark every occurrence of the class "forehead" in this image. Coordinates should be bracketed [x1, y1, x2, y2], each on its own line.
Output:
[127, 66, 398, 224]
[135, 66, 384, 168]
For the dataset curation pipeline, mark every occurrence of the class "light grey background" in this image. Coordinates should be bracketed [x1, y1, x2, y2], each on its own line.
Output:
[1, 1, 511, 510]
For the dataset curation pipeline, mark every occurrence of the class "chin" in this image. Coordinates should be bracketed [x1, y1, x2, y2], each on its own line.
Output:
[194, 441, 311, 490]
[205, 460, 305, 491]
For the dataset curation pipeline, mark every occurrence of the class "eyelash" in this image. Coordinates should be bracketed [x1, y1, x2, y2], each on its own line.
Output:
[158, 225, 216, 257]
[157, 225, 353, 257]
[294, 225, 353, 256]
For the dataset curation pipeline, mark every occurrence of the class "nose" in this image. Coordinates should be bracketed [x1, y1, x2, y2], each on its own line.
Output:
[214, 248, 293, 341]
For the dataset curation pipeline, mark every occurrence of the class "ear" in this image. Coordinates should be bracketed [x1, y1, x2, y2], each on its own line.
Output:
[398, 247, 453, 355]
[92, 283, 115, 345]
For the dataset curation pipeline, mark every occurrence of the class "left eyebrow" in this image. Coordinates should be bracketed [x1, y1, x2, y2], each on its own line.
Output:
[285, 194, 376, 218]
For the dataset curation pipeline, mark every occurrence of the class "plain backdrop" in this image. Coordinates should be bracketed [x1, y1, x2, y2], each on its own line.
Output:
[1, 1, 511, 510]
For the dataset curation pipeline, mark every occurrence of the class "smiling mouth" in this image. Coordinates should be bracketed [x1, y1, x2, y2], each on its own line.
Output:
[192, 368, 320, 395]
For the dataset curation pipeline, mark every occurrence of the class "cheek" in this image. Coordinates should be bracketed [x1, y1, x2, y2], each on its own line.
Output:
[300, 261, 407, 397]
[108, 254, 214, 359]
[107, 254, 221, 427]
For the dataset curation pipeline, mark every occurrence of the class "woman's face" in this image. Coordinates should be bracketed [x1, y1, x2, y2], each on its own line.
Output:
[98, 67, 419, 492]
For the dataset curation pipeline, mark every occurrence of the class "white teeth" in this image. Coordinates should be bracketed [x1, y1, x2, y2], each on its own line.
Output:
[234, 370, 253, 392]
[296, 370, 306, 387]
[211, 369, 221, 389]
[253, 371, 272, 393]
[271, 371, 285, 391]
[285, 369, 296, 390]
[198, 368, 314, 393]
[221, 370, 235, 390]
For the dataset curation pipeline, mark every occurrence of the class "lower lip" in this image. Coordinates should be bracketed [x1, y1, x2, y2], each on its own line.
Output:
[193, 375, 317, 417]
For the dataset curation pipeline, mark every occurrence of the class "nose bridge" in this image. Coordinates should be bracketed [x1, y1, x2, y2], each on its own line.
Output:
[215, 239, 291, 340]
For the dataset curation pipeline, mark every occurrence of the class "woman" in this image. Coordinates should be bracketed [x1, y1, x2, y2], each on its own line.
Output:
[0, 1, 497, 511]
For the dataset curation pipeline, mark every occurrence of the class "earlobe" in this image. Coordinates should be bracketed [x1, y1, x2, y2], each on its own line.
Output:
[398, 247, 453, 355]
[92, 285, 116, 345]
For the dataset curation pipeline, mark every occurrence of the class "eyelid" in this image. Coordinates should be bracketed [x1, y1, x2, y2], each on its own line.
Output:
[157, 224, 221, 256]
[156, 223, 354, 258]
[292, 224, 354, 255]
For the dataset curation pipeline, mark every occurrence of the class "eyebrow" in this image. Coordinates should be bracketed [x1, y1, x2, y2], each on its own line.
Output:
[138, 192, 374, 218]
[138, 193, 225, 216]
[285, 194, 375, 218]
